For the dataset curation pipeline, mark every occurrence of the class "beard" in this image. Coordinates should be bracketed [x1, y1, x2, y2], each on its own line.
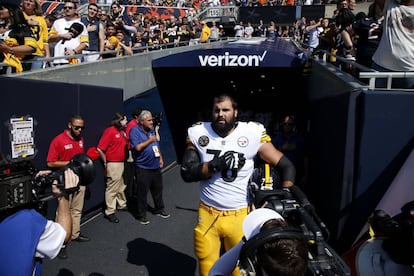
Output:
[212, 118, 236, 137]
[70, 129, 82, 141]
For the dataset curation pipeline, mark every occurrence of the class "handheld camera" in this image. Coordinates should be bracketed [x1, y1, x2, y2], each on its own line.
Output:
[246, 162, 351, 275]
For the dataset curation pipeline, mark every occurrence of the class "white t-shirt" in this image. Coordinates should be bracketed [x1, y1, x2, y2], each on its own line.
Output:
[372, 0, 414, 71]
[51, 18, 89, 65]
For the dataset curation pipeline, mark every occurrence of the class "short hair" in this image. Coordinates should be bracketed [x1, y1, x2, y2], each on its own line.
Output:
[138, 110, 152, 123]
[70, 114, 83, 124]
[257, 219, 308, 276]
[213, 94, 238, 110]
[131, 108, 142, 119]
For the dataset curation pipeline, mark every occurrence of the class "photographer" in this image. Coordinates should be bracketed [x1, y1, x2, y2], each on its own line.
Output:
[209, 207, 308, 276]
[0, 168, 79, 275]
[130, 110, 170, 224]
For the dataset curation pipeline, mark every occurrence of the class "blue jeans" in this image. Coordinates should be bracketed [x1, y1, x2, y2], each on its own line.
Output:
[30, 55, 45, 70]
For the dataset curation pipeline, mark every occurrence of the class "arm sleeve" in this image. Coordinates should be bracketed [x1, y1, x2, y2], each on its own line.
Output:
[275, 155, 296, 183]
[35, 220, 66, 259]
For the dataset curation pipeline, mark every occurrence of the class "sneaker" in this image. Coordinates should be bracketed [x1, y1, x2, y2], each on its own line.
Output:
[155, 210, 170, 219]
[105, 213, 120, 223]
[137, 217, 150, 225]
[57, 246, 68, 259]
[117, 206, 128, 212]
[72, 234, 90, 242]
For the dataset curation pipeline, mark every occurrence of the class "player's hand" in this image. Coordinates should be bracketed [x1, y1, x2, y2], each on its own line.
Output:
[208, 151, 246, 172]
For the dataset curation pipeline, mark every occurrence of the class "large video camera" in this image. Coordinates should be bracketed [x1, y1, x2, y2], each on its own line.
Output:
[248, 163, 350, 275]
[0, 153, 95, 212]
[0, 115, 95, 213]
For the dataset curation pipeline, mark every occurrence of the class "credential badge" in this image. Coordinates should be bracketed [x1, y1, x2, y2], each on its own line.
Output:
[198, 135, 209, 147]
[238, 136, 248, 147]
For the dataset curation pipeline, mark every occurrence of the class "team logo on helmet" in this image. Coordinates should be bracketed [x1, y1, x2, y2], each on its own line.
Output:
[238, 136, 248, 147]
[198, 135, 209, 147]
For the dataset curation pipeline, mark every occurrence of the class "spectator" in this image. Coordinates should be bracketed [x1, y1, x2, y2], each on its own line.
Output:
[48, 0, 89, 66]
[199, 20, 211, 43]
[81, 3, 105, 62]
[371, 0, 414, 89]
[0, 169, 80, 276]
[176, 16, 192, 46]
[102, 22, 118, 58]
[304, 18, 324, 55]
[244, 21, 254, 38]
[180, 94, 296, 276]
[209, 208, 308, 276]
[316, 18, 332, 60]
[99, 10, 110, 27]
[255, 19, 266, 37]
[21, 0, 49, 70]
[352, 0, 384, 68]
[0, 0, 36, 74]
[267, 20, 276, 39]
[209, 21, 220, 41]
[115, 29, 133, 56]
[335, 8, 356, 74]
[46, 114, 90, 259]
[97, 112, 129, 224]
[234, 21, 245, 38]
[130, 110, 170, 225]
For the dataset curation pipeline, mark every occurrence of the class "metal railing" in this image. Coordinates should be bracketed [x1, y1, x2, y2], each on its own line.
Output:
[310, 48, 414, 91]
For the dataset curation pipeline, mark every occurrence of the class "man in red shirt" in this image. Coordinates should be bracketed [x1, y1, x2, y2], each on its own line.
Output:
[46, 114, 89, 259]
[124, 108, 142, 200]
[97, 112, 128, 223]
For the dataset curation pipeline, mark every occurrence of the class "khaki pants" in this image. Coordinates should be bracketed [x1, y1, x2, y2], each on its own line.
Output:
[105, 162, 127, 216]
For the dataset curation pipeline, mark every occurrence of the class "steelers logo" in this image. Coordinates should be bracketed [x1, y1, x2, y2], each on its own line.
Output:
[238, 136, 248, 147]
[198, 135, 209, 147]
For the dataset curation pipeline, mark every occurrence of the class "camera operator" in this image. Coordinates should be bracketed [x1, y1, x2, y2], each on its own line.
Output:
[209, 207, 308, 276]
[0, 168, 79, 276]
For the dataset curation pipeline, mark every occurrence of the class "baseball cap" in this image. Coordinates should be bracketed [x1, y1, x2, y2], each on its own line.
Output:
[243, 208, 284, 240]
[200, 21, 206, 25]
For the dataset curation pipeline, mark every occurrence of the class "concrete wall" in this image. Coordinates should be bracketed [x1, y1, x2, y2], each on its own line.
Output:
[15, 43, 211, 101]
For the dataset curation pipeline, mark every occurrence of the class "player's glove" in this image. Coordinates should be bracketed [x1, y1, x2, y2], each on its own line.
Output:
[208, 151, 246, 172]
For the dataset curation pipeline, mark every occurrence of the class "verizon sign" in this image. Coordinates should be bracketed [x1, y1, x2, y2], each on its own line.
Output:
[198, 51, 267, 67]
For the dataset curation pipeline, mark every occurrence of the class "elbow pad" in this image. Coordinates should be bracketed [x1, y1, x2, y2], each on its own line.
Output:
[275, 155, 296, 183]
[180, 148, 205, 182]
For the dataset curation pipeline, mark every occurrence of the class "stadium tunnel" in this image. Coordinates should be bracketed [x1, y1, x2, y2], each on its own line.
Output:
[151, 37, 309, 160]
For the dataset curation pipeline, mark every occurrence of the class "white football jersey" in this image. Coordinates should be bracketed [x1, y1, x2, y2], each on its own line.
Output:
[187, 121, 270, 210]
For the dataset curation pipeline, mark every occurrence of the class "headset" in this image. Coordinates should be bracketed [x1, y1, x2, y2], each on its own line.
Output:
[238, 225, 307, 276]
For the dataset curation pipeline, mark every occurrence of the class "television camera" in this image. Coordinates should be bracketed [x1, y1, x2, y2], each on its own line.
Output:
[0, 154, 95, 212]
[0, 115, 95, 213]
[153, 112, 163, 127]
[247, 163, 351, 276]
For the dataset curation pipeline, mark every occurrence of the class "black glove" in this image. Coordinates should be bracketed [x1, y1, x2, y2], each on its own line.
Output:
[208, 151, 246, 173]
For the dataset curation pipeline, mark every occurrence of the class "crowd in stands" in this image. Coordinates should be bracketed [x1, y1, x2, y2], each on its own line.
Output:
[1, 0, 413, 89]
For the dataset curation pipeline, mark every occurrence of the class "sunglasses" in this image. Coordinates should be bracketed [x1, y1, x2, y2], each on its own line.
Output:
[64, 6, 74, 10]
[72, 125, 85, 130]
